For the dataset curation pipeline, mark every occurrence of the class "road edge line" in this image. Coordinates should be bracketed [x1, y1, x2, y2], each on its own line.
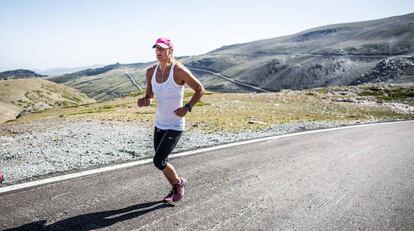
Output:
[1, 120, 412, 194]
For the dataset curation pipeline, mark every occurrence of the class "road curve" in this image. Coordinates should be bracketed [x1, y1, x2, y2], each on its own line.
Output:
[125, 72, 143, 91]
[187, 66, 270, 93]
[1, 121, 413, 230]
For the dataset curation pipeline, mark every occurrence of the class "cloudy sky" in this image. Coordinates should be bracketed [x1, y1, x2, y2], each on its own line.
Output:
[1, 0, 413, 71]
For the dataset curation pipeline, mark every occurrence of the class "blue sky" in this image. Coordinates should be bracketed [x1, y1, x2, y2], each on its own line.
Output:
[1, 0, 413, 71]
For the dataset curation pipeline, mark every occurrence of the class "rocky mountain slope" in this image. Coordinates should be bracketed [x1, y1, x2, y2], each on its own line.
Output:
[182, 13, 414, 91]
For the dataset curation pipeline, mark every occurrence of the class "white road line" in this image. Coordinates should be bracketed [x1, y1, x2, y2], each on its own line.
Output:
[0, 120, 412, 194]
[51, 192, 72, 200]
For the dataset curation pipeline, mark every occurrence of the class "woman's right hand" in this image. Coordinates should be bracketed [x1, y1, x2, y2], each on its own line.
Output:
[137, 97, 150, 107]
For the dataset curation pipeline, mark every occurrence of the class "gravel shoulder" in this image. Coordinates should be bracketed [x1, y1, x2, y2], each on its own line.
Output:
[0, 117, 402, 186]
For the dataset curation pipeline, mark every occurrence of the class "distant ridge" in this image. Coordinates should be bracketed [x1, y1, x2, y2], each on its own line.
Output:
[0, 69, 46, 80]
[48, 62, 152, 84]
[34, 65, 105, 76]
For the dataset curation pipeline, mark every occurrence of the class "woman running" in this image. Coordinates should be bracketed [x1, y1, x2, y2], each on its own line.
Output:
[137, 37, 205, 202]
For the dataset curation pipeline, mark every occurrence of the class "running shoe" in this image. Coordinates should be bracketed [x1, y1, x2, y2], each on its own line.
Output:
[164, 188, 175, 203]
[172, 177, 187, 202]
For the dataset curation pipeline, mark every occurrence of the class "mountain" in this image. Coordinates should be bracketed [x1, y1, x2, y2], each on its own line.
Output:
[34, 65, 105, 76]
[48, 63, 125, 83]
[0, 69, 46, 80]
[47, 62, 153, 101]
[181, 13, 414, 91]
[0, 78, 95, 123]
[45, 13, 414, 98]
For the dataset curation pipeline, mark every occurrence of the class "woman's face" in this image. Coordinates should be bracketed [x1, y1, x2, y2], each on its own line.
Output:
[155, 46, 170, 62]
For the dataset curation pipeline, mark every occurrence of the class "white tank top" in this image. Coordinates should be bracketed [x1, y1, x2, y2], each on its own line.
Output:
[151, 64, 185, 131]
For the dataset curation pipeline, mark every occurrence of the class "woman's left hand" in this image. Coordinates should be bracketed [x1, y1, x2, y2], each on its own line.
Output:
[174, 107, 188, 117]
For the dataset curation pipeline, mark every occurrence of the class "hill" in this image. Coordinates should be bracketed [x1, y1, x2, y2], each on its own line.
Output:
[0, 78, 95, 123]
[4, 83, 414, 132]
[0, 69, 46, 80]
[182, 13, 414, 91]
[46, 63, 152, 101]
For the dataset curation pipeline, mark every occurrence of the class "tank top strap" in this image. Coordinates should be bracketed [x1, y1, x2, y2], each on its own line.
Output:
[167, 64, 175, 83]
[151, 64, 159, 85]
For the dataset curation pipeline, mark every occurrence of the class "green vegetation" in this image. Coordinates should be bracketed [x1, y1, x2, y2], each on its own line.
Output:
[129, 90, 146, 97]
[358, 85, 414, 103]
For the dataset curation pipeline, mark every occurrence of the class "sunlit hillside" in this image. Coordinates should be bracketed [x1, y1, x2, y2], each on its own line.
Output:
[6, 84, 413, 132]
[0, 78, 95, 123]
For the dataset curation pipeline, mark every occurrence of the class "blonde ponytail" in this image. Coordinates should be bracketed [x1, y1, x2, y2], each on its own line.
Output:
[168, 48, 184, 67]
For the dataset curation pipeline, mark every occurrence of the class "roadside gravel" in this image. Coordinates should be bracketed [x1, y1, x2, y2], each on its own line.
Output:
[0, 118, 391, 185]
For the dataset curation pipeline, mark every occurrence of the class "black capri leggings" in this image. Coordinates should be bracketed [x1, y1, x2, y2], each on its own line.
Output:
[153, 127, 183, 170]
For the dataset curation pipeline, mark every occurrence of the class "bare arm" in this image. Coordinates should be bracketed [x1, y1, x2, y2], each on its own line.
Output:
[174, 64, 205, 116]
[144, 67, 155, 99]
[137, 67, 155, 107]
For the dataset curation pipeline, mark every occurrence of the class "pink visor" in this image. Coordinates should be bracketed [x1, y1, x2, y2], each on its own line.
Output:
[152, 37, 174, 49]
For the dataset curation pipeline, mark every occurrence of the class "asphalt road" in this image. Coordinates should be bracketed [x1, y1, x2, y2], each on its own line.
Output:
[1, 121, 413, 230]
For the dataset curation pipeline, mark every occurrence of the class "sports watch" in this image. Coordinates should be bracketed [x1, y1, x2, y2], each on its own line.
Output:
[184, 103, 192, 112]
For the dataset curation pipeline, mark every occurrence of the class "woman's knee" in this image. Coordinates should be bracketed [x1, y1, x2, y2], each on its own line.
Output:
[153, 156, 166, 170]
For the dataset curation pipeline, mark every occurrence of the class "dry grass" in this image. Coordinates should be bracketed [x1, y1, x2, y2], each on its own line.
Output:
[0, 78, 94, 106]
[0, 78, 96, 123]
[6, 84, 414, 132]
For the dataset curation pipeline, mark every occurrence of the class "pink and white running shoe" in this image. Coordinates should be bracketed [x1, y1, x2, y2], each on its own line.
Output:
[172, 178, 187, 202]
[0, 170, 4, 183]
